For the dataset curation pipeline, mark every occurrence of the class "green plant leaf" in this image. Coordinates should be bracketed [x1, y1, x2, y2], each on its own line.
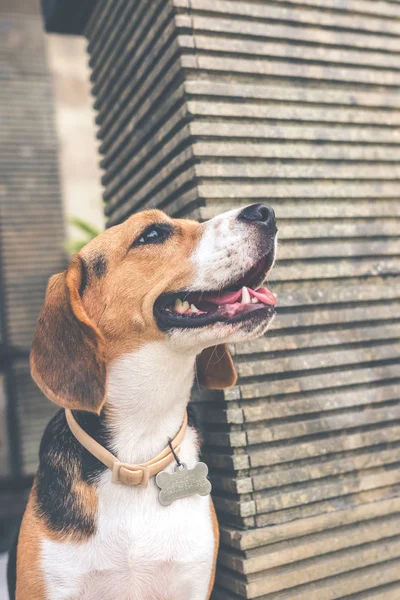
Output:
[69, 217, 101, 238]
[64, 239, 89, 255]
[65, 216, 103, 256]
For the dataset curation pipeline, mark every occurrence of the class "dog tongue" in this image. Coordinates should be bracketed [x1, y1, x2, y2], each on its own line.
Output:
[205, 290, 241, 304]
[251, 287, 277, 306]
[204, 286, 276, 306]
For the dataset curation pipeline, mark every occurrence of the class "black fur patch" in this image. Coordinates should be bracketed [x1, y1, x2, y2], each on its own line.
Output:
[35, 410, 110, 538]
[92, 254, 107, 279]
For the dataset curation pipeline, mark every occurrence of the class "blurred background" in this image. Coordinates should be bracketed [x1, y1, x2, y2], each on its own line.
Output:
[0, 0, 103, 593]
[1, 0, 400, 598]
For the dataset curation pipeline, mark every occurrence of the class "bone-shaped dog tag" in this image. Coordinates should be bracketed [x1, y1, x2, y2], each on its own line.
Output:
[156, 462, 212, 506]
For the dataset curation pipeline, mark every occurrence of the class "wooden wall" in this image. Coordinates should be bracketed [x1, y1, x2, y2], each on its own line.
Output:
[85, 1, 400, 597]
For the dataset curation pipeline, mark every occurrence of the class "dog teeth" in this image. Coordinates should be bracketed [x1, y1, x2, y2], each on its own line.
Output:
[173, 298, 201, 315]
[174, 298, 185, 313]
[251, 297, 258, 303]
[241, 286, 251, 304]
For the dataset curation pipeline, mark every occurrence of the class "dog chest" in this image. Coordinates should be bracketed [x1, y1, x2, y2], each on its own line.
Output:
[96, 475, 215, 563]
[41, 477, 215, 600]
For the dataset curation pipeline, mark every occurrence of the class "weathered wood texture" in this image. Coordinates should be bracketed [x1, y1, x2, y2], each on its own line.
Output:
[0, 5, 62, 476]
[85, 0, 400, 597]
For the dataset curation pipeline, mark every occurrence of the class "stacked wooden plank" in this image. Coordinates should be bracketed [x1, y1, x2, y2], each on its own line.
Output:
[85, 0, 400, 597]
[0, 2, 63, 476]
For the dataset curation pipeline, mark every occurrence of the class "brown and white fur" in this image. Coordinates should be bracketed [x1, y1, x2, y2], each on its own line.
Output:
[8, 204, 277, 600]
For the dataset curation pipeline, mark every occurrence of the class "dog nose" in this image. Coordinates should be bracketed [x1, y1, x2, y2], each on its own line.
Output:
[238, 204, 276, 230]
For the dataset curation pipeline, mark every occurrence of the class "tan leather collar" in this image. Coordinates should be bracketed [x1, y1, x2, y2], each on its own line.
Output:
[65, 409, 188, 488]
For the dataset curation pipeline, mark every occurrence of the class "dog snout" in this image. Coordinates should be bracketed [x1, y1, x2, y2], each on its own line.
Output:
[237, 203, 277, 233]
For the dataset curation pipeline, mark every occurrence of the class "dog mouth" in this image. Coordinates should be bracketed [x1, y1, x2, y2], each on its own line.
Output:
[154, 253, 276, 330]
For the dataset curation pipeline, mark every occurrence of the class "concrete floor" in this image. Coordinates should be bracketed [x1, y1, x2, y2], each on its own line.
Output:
[0, 554, 8, 599]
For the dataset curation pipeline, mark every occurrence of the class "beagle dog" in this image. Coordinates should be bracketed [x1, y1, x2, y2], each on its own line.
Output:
[8, 204, 277, 600]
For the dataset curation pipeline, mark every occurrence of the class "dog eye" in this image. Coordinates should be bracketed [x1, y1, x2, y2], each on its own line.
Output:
[133, 224, 173, 247]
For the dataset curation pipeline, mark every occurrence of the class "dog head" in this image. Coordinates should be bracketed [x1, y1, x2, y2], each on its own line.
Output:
[31, 204, 277, 413]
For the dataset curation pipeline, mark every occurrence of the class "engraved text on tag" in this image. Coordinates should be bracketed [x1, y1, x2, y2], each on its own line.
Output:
[156, 462, 212, 506]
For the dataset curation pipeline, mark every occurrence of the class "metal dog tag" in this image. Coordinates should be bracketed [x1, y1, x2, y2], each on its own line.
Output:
[156, 462, 212, 506]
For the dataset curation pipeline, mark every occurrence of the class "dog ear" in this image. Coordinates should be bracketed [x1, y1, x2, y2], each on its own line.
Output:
[196, 344, 237, 389]
[30, 255, 107, 414]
